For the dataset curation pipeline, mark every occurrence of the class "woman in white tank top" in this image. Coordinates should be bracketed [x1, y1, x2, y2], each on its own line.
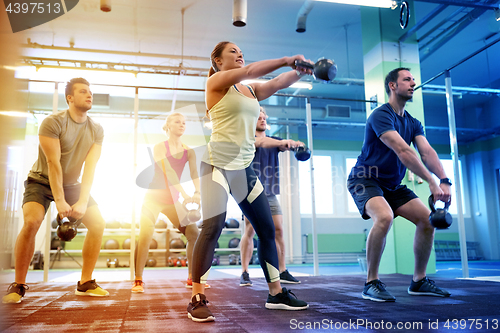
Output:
[188, 41, 314, 322]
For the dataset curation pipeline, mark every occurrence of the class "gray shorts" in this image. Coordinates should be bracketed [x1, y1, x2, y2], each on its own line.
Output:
[23, 177, 97, 214]
[267, 195, 282, 216]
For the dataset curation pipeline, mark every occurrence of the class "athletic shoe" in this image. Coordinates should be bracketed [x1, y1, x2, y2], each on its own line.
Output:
[279, 269, 300, 284]
[131, 280, 144, 293]
[185, 278, 211, 289]
[75, 279, 109, 296]
[362, 279, 396, 302]
[2, 283, 29, 304]
[408, 277, 451, 297]
[240, 271, 252, 286]
[265, 287, 309, 310]
[187, 293, 215, 322]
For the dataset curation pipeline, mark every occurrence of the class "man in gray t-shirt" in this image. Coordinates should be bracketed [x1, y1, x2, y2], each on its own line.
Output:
[2, 78, 109, 304]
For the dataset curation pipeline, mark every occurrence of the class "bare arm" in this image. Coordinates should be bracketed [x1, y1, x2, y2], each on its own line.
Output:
[206, 55, 312, 108]
[39, 135, 72, 218]
[71, 143, 102, 219]
[250, 70, 303, 101]
[255, 137, 304, 151]
[379, 130, 444, 200]
[187, 148, 201, 205]
[414, 135, 451, 202]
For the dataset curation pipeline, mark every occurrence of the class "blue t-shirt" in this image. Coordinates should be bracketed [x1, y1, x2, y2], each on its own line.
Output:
[252, 136, 281, 196]
[350, 103, 425, 188]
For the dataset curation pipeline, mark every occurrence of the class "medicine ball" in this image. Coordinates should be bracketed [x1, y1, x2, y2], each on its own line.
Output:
[123, 238, 131, 249]
[104, 239, 120, 250]
[225, 218, 240, 229]
[228, 237, 240, 248]
[149, 238, 158, 249]
[170, 238, 185, 249]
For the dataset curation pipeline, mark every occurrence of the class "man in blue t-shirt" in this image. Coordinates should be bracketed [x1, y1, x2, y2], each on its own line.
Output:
[348, 68, 452, 302]
[239, 107, 303, 286]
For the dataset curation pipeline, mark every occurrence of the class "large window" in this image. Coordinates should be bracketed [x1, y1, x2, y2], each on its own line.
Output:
[298, 155, 333, 215]
[345, 158, 359, 213]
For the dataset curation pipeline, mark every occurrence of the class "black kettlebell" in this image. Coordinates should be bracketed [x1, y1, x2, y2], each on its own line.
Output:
[292, 146, 311, 161]
[428, 195, 452, 229]
[184, 201, 201, 223]
[295, 58, 338, 82]
[56, 215, 81, 241]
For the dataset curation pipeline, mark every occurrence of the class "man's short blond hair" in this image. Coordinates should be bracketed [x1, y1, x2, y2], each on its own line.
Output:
[259, 106, 268, 118]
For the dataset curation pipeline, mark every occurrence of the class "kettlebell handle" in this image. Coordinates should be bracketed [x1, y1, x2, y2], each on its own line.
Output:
[294, 60, 314, 70]
[56, 215, 82, 226]
[184, 200, 200, 212]
[428, 194, 451, 212]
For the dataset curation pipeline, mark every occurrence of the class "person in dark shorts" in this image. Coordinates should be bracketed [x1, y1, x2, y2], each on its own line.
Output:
[347, 68, 452, 302]
[3, 78, 108, 304]
[239, 107, 303, 287]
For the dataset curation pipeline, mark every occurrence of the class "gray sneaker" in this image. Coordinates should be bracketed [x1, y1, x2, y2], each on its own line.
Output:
[240, 271, 252, 286]
[362, 279, 396, 302]
[408, 277, 451, 297]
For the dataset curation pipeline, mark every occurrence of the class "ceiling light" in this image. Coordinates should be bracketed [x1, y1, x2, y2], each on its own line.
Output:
[314, 0, 396, 8]
[241, 79, 312, 90]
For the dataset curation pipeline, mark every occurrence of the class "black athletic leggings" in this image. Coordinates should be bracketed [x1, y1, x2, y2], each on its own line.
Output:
[191, 162, 280, 284]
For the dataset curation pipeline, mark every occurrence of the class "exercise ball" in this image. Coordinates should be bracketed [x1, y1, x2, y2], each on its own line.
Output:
[123, 238, 131, 249]
[155, 220, 167, 230]
[149, 238, 158, 249]
[170, 238, 185, 249]
[228, 237, 240, 248]
[225, 218, 240, 229]
[104, 239, 120, 250]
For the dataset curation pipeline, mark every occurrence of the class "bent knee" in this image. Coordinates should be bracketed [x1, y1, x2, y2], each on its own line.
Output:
[372, 213, 393, 231]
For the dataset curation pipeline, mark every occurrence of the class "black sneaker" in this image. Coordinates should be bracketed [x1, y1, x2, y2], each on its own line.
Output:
[75, 279, 109, 296]
[265, 288, 308, 310]
[362, 279, 396, 302]
[280, 269, 300, 284]
[187, 293, 215, 322]
[408, 277, 451, 297]
[2, 283, 29, 304]
[240, 271, 252, 286]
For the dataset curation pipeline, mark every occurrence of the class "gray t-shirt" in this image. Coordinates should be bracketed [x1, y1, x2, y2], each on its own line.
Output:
[28, 109, 104, 186]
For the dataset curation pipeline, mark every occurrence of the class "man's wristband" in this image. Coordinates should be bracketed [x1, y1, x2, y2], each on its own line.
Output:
[440, 178, 452, 186]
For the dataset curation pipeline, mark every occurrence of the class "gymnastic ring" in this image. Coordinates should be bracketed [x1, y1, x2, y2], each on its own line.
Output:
[400, 1, 410, 30]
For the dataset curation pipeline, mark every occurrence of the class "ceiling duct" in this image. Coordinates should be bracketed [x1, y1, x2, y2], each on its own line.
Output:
[296, 0, 315, 33]
[233, 0, 247, 27]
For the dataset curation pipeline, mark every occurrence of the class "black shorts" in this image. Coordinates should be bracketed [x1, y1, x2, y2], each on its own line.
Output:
[347, 177, 418, 220]
[22, 178, 97, 214]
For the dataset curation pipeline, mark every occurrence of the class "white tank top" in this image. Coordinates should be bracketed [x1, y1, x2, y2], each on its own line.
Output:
[203, 85, 260, 170]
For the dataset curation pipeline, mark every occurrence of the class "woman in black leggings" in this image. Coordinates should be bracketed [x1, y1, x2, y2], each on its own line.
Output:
[187, 41, 313, 322]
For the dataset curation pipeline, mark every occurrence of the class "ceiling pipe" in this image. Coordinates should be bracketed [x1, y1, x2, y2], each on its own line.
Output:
[420, 3, 493, 61]
[415, 0, 500, 10]
[399, 4, 448, 42]
[296, 0, 315, 33]
[22, 40, 210, 62]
